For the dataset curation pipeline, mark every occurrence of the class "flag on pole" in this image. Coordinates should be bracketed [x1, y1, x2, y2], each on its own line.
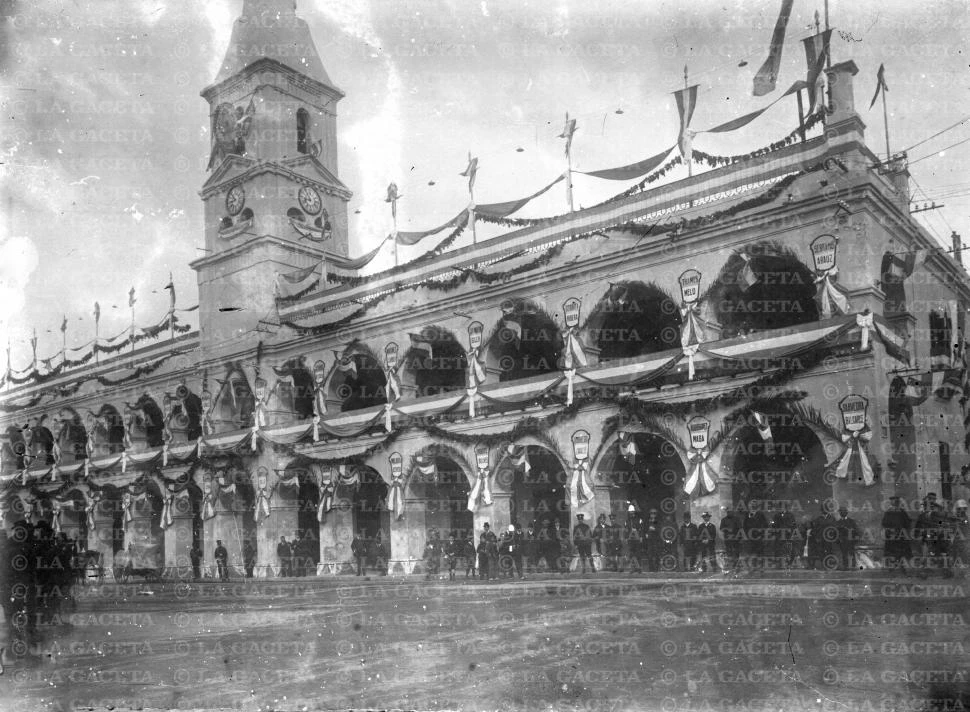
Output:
[164, 274, 175, 311]
[868, 63, 888, 110]
[460, 153, 478, 194]
[753, 0, 795, 96]
[558, 113, 577, 156]
[674, 83, 699, 162]
[802, 30, 832, 114]
[385, 183, 400, 220]
[60, 315, 67, 334]
[93, 301, 100, 324]
[128, 287, 136, 308]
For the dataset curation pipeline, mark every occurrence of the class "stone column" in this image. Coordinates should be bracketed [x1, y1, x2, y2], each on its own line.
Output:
[255, 489, 299, 579]
[164, 491, 194, 579]
[390, 500, 425, 575]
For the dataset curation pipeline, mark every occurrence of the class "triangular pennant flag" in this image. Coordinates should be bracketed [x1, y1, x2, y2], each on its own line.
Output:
[753, 0, 795, 96]
[674, 83, 699, 162]
[802, 30, 832, 114]
[869, 63, 888, 110]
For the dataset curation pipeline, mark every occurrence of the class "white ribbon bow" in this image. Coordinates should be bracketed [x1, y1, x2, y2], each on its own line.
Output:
[684, 448, 717, 496]
[466, 347, 487, 417]
[121, 450, 128, 474]
[834, 428, 875, 486]
[86, 499, 98, 531]
[562, 327, 588, 405]
[51, 502, 62, 534]
[122, 492, 133, 523]
[387, 475, 406, 519]
[569, 459, 595, 509]
[814, 266, 850, 319]
[255, 485, 272, 523]
[312, 387, 327, 442]
[317, 481, 335, 523]
[467, 466, 493, 512]
[202, 486, 216, 520]
[196, 436, 204, 458]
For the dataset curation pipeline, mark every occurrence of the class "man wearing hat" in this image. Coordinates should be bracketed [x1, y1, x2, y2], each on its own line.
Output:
[951, 500, 969, 570]
[214, 540, 229, 581]
[881, 496, 911, 574]
[573, 514, 595, 574]
[697, 512, 718, 572]
[836, 506, 860, 571]
[679, 512, 699, 572]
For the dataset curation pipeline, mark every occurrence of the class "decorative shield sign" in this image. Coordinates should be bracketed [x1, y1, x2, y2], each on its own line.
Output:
[839, 394, 868, 432]
[810, 234, 838, 273]
[201, 389, 213, 412]
[475, 444, 490, 471]
[312, 360, 327, 385]
[679, 269, 702, 304]
[385, 342, 399, 370]
[254, 377, 267, 401]
[563, 298, 582, 328]
[687, 416, 711, 451]
[256, 466, 268, 491]
[468, 321, 484, 350]
[572, 429, 591, 460]
[319, 465, 333, 484]
[389, 452, 403, 478]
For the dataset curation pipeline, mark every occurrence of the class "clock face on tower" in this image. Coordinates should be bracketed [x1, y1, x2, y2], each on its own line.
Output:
[226, 186, 246, 216]
[298, 186, 321, 215]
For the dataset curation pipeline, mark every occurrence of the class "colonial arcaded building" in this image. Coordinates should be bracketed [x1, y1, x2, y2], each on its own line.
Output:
[2, 1, 968, 578]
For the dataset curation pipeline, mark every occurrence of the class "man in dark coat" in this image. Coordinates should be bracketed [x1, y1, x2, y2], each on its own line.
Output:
[720, 506, 742, 573]
[643, 509, 662, 572]
[771, 503, 798, 570]
[881, 496, 911, 574]
[809, 501, 839, 571]
[522, 521, 539, 575]
[214, 540, 229, 581]
[573, 514, 594, 574]
[189, 543, 202, 581]
[698, 512, 718, 572]
[679, 512, 699, 572]
[242, 540, 256, 578]
[351, 530, 368, 576]
[277, 536, 292, 577]
[836, 506, 861, 571]
[481, 523, 498, 581]
[741, 503, 769, 572]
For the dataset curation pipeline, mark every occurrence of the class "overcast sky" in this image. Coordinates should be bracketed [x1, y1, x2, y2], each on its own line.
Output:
[1, 0, 968, 370]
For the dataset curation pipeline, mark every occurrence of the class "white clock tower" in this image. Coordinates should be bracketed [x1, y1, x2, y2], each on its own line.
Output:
[192, 0, 351, 357]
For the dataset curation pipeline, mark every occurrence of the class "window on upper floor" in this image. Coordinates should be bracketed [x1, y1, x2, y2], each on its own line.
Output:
[296, 109, 309, 154]
[929, 309, 952, 370]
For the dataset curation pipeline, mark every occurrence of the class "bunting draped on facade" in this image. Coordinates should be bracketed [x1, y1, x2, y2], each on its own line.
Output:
[578, 146, 674, 181]
[475, 175, 565, 219]
[394, 209, 469, 247]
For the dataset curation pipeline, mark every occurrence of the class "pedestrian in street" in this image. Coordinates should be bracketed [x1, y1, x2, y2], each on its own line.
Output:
[476, 535, 489, 581]
[679, 512, 698, 572]
[720, 506, 742, 573]
[809, 501, 838, 571]
[351, 530, 368, 576]
[242, 540, 256, 578]
[741, 503, 768, 572]
[882, 495, 912, 574]
[643, 509, 662, 572]
[573, 513, 595, 574]
[626, 517, 643, 574]
[770, 503, 797, 570]
[482, 523, 498, 580]
[523, 521, 539, 575]
[423, 537, 438, 580]
[540, 518, 558, 573]
[373, 528, 388, 575]
[607, 514, 623, 572]
[836, 506, 860, 571]
[499, 524, 522, 579]
[446, 532, 461, 581]
[463, 535, 477, 578]
[189, 543, 202, 581]
[555, 519, 572, 574]
[214, 540, 229, 581]
[277, 536, 292, 577]
[592, 514, 607, 571]
[697, 512, 718, 572]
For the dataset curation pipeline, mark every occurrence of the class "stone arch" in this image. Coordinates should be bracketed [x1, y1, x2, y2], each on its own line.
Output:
[126, 478, 166, 571]
[163, 383, 204, 443]
[402, 325, 467, 399]
[265, 358, 315, 423]
[329, 344, 387, 412]
[128, 393, 166, 448]
[708, 242, 819, 338]
[585, 281, 682, 360]
[718, 406, 835, 522]
[54, 407, 88, 465]
[87, 404, 126, 456]
[276, 459, 321, 574]
[406, 443, 475, 540]
[493, 440, 571, 531]
[2, 425, 27, 473]
[210, 365, 256, 432]
[487, 298, 563, 383]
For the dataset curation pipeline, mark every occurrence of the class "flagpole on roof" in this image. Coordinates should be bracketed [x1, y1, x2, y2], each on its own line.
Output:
[559, 112, 576, 212]
[824, 0, 831, 69]
[881, 70, 891, 161]
[60, 315, 67, 365]
[684, 66, 692, 178]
